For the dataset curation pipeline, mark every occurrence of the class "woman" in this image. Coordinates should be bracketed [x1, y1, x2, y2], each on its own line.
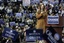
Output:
[36, 4, 47, 33]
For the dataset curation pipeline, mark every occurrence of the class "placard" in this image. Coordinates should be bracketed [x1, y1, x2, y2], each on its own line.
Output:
[2, 27, 18, 41]
[15, 13, 22, 18]
[30, 0, 40, 5]
[23, 0, 30, 6]
[26, 36, 36, 42]
[47, 16, 59, 24]
[29, 13, 33, 19]
[10, 22, 16, 26]
[19, 23, 25, 26]
[26, 29, 43, 42]
[10, 0, 17, 2]
[43, 26, 62, 43]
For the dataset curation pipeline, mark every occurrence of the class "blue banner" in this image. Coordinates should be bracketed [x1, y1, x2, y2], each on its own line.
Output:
[2, 27, 18, 41]
[47, 16, 59, 24]
[26, 29, 43, 42]
[10, 22, 16, 26]
[19, 23, 25, 26]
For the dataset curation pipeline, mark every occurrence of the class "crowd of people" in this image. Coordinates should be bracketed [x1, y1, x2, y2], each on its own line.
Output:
[0, 0, 64, 43]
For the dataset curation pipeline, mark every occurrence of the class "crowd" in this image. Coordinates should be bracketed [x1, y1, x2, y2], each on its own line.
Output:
[0, 0, 64, 43]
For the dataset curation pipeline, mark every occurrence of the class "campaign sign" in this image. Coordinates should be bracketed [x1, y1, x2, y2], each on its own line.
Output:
[26, 36, 36, 42]
[19, 23, 25, 26]
[10, 22, 16, 26]
[26, 29, 43, 42]
[47, 16, 59, 24]
[15, 13, 22, 18]
[2, 27, 18, 41]
[30, 0, 40, 5]
[29, 13, 33, 19]
[0, 19, 5, 25]
[43, 26, 62, 43]
[23, 0, 30, 6]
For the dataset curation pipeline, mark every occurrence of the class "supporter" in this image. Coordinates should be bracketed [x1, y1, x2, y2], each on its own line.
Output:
[52, 4, 59, 14]
[22, 13, 26, 22]
[5, 22, 9, 27]
[17, 0, 22, 4]
[0, 3, 4, 10]
[48, 5, 53, 15]
[0, 3, 5, 14]
[12, 5, 19, 14]
[18, 4, 24, 13]
[33, 3, 38, 13]
[58, 4, 64, 16]
[6, 6, 12, 15]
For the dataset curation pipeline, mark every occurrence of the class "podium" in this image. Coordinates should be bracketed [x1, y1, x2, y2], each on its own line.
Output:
[45, 16, 63, 36]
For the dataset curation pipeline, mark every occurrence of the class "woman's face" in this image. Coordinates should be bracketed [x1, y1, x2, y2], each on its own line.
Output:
[41, 5, 44, 9]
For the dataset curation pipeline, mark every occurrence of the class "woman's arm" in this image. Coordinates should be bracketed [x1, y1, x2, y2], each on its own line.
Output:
[41, 9, 47, 17]
[36, 12, 43, 19]
[36, 8, 43, 19]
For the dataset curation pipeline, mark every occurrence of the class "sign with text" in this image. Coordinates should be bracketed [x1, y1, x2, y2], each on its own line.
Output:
[26, 29, 43, 42]
[2, 27, 18, 41]
[43, 26, 62, 43]
[47, 16, 59, 24]
[10, 22, 16, 26]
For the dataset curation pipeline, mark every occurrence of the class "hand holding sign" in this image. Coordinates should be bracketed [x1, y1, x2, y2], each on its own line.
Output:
[2, 27, 18, 41]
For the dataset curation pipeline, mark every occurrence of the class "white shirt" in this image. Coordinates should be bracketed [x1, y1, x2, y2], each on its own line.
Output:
[6, 23, 9, 27]
[27, 19, 33, 24]
[7, 8, 12, 13]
